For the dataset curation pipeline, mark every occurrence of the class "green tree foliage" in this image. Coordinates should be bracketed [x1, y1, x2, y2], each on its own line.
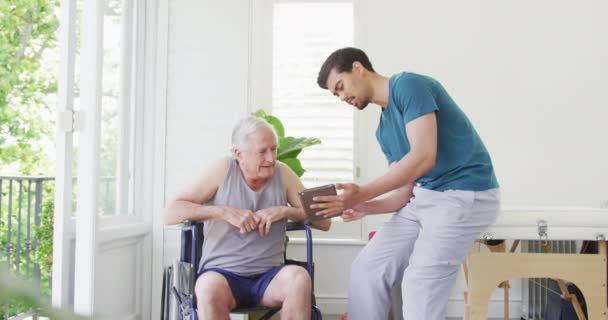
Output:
[1, 262, 92, 319]
[34, 189, 53, 277]
[0, 179, 54, 316]
[0, 1, 60, 316]
[0, 0, 60, 175]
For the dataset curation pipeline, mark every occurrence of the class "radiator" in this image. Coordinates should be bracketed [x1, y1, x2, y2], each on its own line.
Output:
[520, 240, 578, 320]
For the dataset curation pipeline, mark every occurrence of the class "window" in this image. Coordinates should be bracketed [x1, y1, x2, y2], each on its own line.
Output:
[70, 0, 139, 217]
[271, 2, 354, 188]
[99, 0, 138, 216]
[251, 1, 362, 239]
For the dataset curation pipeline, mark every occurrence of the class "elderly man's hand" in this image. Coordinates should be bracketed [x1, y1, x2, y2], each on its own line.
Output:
[221, 206, 261, 234]
[254, 206, 286, 237]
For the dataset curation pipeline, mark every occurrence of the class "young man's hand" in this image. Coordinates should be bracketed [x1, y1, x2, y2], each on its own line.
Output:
[254, 206, 286, 236]
[311, 182, 367, 218]
[342, 203, 368, 222]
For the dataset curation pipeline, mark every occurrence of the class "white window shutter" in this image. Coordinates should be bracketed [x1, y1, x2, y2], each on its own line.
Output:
[272, 3, 354, 188]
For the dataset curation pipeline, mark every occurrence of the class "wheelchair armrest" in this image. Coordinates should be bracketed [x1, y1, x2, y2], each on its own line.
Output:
[179, 220, 205, 228]
[179, 220, 204, 266]
[285, 221, 314, 283]
[179, 220, 193, 230]
[286, 221, 306, 231]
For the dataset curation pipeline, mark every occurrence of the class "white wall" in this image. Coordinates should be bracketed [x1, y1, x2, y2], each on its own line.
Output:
[360, 0, 608, 208]
[357, 1, 608, 317]
[165, 0, 251, 199]
[161, 0, 608, 318]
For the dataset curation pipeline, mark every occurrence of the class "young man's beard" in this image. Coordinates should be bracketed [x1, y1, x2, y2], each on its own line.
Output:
[356, 100, 369, 110]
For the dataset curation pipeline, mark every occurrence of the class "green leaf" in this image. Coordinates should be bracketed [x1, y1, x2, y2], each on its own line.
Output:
[252, 108, 285, 138]
[251, 108, 268, 118]
[277, 136, 321, 159]
[280, 158, 305, 177]
[280, 148, 302, 159]
[263, 114, 284, 138]
[251, 108, 321, 178]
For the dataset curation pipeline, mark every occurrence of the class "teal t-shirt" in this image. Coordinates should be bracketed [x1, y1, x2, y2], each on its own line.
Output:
[376, 72, 498, 191]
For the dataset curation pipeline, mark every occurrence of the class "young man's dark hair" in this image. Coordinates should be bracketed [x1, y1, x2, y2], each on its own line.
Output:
[317, 47, 375, 89]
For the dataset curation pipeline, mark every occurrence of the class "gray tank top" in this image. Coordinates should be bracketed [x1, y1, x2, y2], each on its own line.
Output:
[200, 158, 287, 275]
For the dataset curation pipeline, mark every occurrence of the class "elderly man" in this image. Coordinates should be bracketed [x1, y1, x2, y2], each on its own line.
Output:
[164, 116, 330, 320]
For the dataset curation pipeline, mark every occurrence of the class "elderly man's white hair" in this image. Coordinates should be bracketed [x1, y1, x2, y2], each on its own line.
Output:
[231, 116, 278, 152]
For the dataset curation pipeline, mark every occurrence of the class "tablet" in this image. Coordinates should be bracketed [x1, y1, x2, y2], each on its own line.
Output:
[298, 184, 339, 221]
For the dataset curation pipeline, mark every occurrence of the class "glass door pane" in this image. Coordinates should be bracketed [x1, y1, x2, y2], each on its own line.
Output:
[100, 0, 134, 216]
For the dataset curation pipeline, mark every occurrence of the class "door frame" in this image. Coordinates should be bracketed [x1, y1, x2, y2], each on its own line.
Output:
[52, 0, 77, 310]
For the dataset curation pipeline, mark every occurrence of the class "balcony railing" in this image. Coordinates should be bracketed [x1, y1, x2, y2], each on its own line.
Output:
[0, 176, 53, 320]
[1, 175, 119, 320]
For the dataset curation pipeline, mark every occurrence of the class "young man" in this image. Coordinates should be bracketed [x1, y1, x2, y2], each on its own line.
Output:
[313, 47, 500, 320]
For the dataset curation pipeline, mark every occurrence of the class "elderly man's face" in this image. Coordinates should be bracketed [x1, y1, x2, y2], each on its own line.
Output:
[236, 126, 278, 180]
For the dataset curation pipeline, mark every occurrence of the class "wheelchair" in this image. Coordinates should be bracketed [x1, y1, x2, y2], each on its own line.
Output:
[162, 221, 323, 320]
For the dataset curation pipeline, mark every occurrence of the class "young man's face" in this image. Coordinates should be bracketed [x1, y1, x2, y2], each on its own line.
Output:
[325, 63, 370, 110]
[235, 126, 278, 180]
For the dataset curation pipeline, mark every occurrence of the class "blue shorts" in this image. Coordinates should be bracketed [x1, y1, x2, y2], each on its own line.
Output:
[198, 266, 283, 308]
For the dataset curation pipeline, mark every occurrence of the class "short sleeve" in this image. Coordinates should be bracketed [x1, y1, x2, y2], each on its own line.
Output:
[394, 76, 439, 124]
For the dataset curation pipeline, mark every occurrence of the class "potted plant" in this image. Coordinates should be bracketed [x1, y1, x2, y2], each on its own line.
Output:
[252, 109, 321, 177]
